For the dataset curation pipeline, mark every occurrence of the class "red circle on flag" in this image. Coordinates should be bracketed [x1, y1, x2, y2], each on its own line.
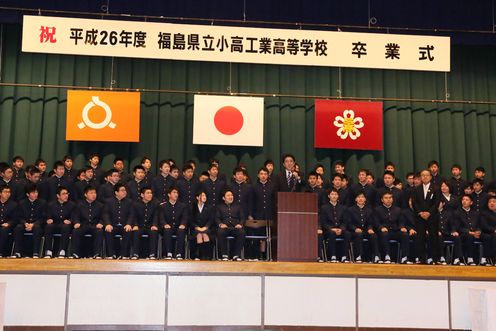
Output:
[214, 106, 244, 135]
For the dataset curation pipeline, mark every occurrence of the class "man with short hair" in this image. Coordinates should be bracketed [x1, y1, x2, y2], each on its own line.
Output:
[0, 186, 17, 257]
[428, 160, 442, 186]
[140, 157, 154, 186]
[127, 165, 146, 201]
[274, 154, 302, 192]
[44, 186, 76, 258]
[103, 183, 134, 259]
[448, 164, 468, 197]
[159, 187, 188, 260]
[42, 161, 72, 202]
[471, 179, 488, 213]
[176, 164, 200, 206]
[15, 166, 41, 201]
[13, 184, 46, 258]
[73, 166, 95, 201]
[132, 187, 159, 259]
[216, 189, 246, 261]
[34, 158, 48, 182]
[412, 170, 441, 264]
[374, 191, 410, 264]
[113, 158, 130, 183]
[319, 188, 350, 263]
[452, 194, 481, 265]
[376, 171, 403, 207]
[0, 163, 19, 202]
[88, 153, 105, 184]
[11, 156, 25, 182]
[72, 186, 104, 259]
[63, 155, 76, 182]
[201, 164, 226, 208]
[152, 160, 176, 204]
[350, 169, 377, 207]
[97, 169, 120, 203]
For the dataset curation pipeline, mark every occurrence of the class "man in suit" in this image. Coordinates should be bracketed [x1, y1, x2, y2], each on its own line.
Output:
[411, 169, 442, 264]
[274, 154, 302, 192]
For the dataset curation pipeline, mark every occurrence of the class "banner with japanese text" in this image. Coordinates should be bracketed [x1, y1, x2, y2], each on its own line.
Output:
[23, 15, 450, 72]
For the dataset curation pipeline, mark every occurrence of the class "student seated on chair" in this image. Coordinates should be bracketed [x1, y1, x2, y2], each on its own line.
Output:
[0, 185, 17, 258]
[480, 196, 496, 266]
[319, 188, 350, 263]
[159, 186, 188, 260]
[132, 187, 159, 260]
[438, 181, 462, 265]
[12, 183, 46, 258]
[216, 189, 245, 261]
[345, 192, 380, 263]
[103, 183, 134, 259]
[72, 186, 104, 259]
[452, 194, 481, 266]
[189, 190, 215, 260]
[374, 191, 410, 264]
[44, 186, 76, 258]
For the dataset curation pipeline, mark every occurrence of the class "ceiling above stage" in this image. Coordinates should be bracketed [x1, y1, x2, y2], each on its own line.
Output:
[0, 0, 495, 45]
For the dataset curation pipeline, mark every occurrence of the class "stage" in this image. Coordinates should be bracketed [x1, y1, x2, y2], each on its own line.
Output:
[0, 260, 495, 330]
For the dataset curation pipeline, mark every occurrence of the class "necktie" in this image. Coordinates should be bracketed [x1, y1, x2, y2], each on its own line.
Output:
[287, 171, 292, 187]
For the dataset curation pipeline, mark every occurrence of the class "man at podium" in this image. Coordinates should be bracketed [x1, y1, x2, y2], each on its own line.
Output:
[274, 154, 302, 192]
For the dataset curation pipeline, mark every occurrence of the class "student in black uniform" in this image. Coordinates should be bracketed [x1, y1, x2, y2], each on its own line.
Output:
[448, 164, 468, 198]
[263, 160, 275, 182]
[438, 181, 461, 265]
[131, 187, 159, 259]
[230, 167, 253, 220]
[0, 185, 17, 257]
[97, 169, 120, 203]
[471, 179, 488, 213]
[44, 186, 76, 258]
[42, 161, 73, 202]
[13, 183, 46, 258]
[15, 166, 41, 201]
[216, 189, 246, 261]
[152, 160, 176, 204]
[319, 188, 350, 263]
[63, 155, 76, 182]
[72, 186, 104, 259]
[452, 194, 481, 266]
[302, 171, 325, 209]
[113, 158, 130, 183]
[480, 196, 496, 266]
[201, 164, 226, 208]
[176, 164, 200, 207]
[375, 171, 403, 208]
[375, 191, 410, 264]
[346, 192, 380, 263]
[0, 163, 19, 202]
[189, 191, 215, 260]
[350, 169, 377, 207]
[140, 157, 154, 186]
[88, 153, 105, 185]
[159, 186, 188, 260]
[247, 167, 275, 261]
[103, 183, 134, 259]
[428, 160, 443, 186]
[11, 156, 25, 183]
[127, 165, 146, 201]
[35, 159, 48, 182]
[73, 166, 95, 201]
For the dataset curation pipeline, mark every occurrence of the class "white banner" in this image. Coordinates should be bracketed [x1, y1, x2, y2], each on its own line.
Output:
[22, 15, 450, 72]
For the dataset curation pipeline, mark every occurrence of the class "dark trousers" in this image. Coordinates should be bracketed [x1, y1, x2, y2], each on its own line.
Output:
[481, 233, 496, 259]
[0, 226, 12, 255]
[378, 230, 410, 258]
[441, 234, 463, 260]
[352, 230, 379, 260]
[133, 227, 158, 257]
[163, 226, 186, 256]
[13, 223, 43, 256]
[217, 226, 245, 257]
[461, 232, 476, 258]
[325, 228, 351, 259]
[44, 223, 72, 252]
[72, 225, 104, 257]
[415, 216, 441, 262]
[105, 225, 132, 258]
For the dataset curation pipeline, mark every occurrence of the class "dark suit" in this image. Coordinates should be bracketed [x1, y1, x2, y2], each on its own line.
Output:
[346, 204, 379, 260]
[374, 204, 409, 259]
[216, 202, 246, 258]
[319, 203, 350, 259]
[14, 198, 47, 256]
[159, 200, 188, 257]
[274, 170, 302, 193]
[103, 197, 134, 258]
[72, 199, 104, 257]
[152, 174, 176, 204]
[452, 207, 480, 259]
[45, 200, 77, 254]
[411, 183, 441, 262]
[132, 199, 160, 257]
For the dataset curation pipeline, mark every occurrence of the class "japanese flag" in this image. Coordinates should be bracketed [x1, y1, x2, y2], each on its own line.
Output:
[193, 95, 264, 147]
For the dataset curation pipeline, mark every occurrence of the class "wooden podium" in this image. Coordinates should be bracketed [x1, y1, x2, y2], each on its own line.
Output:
[276, 192, 318, 262]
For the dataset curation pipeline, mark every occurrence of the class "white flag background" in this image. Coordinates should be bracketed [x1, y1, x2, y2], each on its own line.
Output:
[193, 95, 264, 147]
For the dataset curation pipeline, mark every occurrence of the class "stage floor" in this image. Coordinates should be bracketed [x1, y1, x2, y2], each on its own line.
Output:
[0, 259, 495, 280]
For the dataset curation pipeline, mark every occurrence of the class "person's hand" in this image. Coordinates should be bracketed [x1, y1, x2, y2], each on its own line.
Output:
[219, 223, 228, 229]
[74, 223, 81, 229]
[63, 220, 71, 225]
[151, 226, 158, 231]
[105, 224, 113, 232]
[317, 229, 323, 235]
[400, 227, 407, 233]
[451, 231, 459, 237]
[235, 224, 242, 229]
[178, 224, 186, 230]
[409, 229, 417, 236]
[46, 219, 53, 225]
[96, 223, 103, 229]
[367, 229, 375, 235]
[381, 227, 388, 233]
[132, 226, 139, 231]
[124, 225, 132, 232]
[164, 224, 172, 229]
[355, 228, 363, 234]
[1, 223, 9, 228]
